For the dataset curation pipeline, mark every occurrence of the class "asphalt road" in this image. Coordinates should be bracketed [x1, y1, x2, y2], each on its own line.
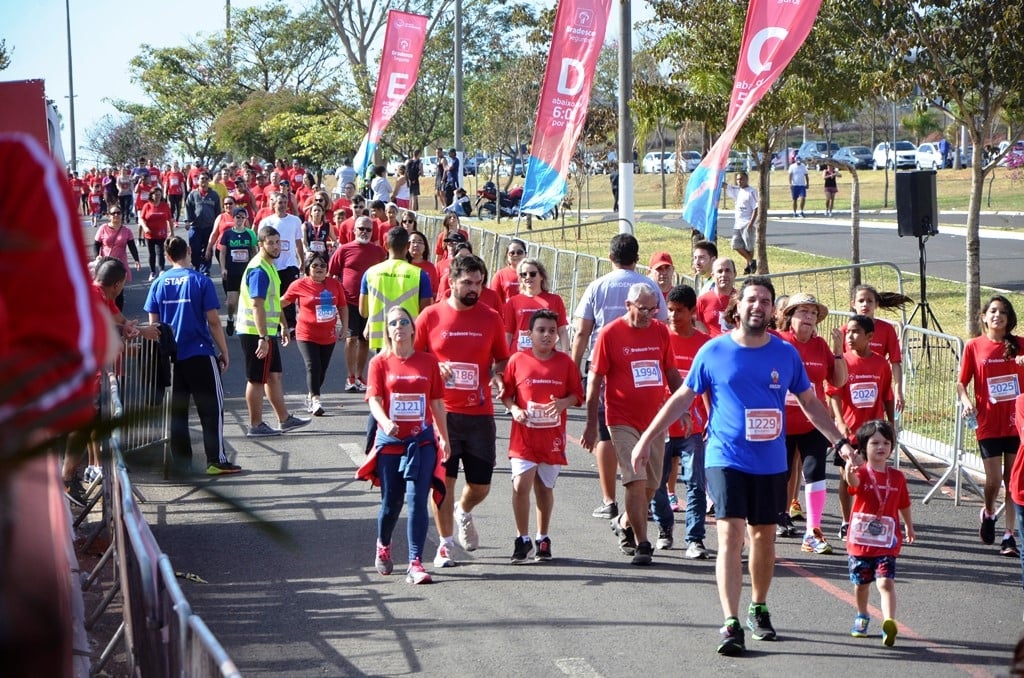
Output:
[108, 260, 1022, 678]
[633, 208, 1024, 293]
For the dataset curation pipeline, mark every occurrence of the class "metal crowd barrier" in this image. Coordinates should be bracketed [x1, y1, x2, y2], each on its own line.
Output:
[86, 371, 240, 677]
[116, 336, 171, 458]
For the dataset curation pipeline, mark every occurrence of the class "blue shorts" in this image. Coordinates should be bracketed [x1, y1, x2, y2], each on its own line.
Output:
[848, 554, 897, 585]
[790, 185, 807, 200]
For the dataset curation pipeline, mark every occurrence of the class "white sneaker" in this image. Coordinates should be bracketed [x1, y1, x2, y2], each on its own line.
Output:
[433, 543, 456, 568]
[685, 540, 709, 560]
[455, 509, 479, 551]
[310, 397, 325, 417]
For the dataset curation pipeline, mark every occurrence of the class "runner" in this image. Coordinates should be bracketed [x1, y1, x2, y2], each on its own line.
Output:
[489, 239, 528, 304]
[503, 258, 569, 353]
[217, 208, 258, 337]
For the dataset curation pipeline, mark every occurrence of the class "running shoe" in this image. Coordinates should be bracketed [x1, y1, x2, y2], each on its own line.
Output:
[611, 516, 636, 556]
[881, 618, 898, 647]
[801, 528, 834, 555]
[776, 515, 799, 538]
[455, 509, 479, 551]
[375, 541, 393, 575]
[225, 319, 235, 336]
[592, 501, 618, 519]
[310, 397, 325, 417]
[631, 540, 654, 566]
[433, 543, 456, 568]
[838, 522, 849, 540]
[345, 378, 359, 392]
[510, 536, 533, 564]
[148, 272, 156, 282]
[280, 414, 311, 432]
[980, 508, 996, 545]
[206, 462, 242, 475]
[247, 422, 282, 437]
[1001, 534, 1020, 557]
[788, 499, 805, 521]
[535, 537, 552, 561]
[355, 378, 368, 392]
[851, 614, 870, 638]
[685, 540, 709, 560]
[656, 527, 673, 551]
[717, 618, 745, 656]
[406, 559, 432, 584]
[747, 604, 777, 641]
[668, 493, 681, 512]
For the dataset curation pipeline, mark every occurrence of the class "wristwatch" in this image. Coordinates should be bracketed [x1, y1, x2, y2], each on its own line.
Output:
[259, 335, 268, 341]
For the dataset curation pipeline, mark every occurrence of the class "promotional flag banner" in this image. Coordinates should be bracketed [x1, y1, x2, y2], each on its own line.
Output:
[519, 0, 613, 216]
[353, 11, 429, 178]
[682, 0, 822, 239]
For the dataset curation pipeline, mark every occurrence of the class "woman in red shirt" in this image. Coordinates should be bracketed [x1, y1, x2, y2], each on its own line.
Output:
[139, 187, 172, 280]
[490, 238, 527, 304]
[433, 213, 468, 261]
[407, 231, 438, 297]
[957, 295, 1024, 557]
[163, 161, 187, 223]
[281, 252, 347, 417]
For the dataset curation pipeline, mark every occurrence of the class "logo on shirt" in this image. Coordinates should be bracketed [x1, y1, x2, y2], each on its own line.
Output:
[524, 378, 562, 386]
[440, 330, 483, 339]
[769, 368, 781, 389]
[622, 346, 657, 356]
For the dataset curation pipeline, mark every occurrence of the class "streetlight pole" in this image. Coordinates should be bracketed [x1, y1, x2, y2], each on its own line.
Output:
[453, 0, 464, 184]
[617, 0, 633, 233]
[64, 0, 77, 171]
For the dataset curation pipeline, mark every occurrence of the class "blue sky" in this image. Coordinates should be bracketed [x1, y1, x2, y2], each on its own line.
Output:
[1, 0, 650, 169]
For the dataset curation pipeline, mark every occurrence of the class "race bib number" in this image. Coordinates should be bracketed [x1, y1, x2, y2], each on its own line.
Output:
[850, 382, 878, 409]
[517, 330, 532, 351]
[631, 359, 663, 388]
[446, 362, 479, 391]
[170, 177, 180, 186]
[850, 512, 897, 548]
[987, 374, 1020, 403]
[309, 240, 326, 253]
[745, 408, 782, 442]
[389, 393, 425, 422]
[315, 303, 336, 323]
[139, 191, 149, 201]
[230, 248, 249, 262]
[280, 239, 291, 252]
[525, 400, 559, 429]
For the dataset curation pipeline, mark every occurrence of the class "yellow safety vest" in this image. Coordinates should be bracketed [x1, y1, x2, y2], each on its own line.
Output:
[236, 256, 282, 336]
[365, 258, 424, 351]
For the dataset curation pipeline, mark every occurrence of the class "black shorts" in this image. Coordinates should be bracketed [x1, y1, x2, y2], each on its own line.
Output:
[979, 436, 1019, 460]
[443, 412, 497, 484]
[222, 272, 243, 293]
[240, 334, 282, 384]
[347, 304, 367, 339]
[706, 467, 788, 526]
[786, 429, 829, 483]
[408, 180, 420, 196]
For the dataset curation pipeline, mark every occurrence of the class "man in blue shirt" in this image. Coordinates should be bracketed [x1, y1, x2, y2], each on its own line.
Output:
[631, 276, 854, 656]
[145, 236, 239, 475]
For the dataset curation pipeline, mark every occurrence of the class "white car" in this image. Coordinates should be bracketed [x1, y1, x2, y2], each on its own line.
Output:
[641, 151, 672, 173]
[873, 141, 917, 170]
[667, 150, 701, 172]
[419, 156, 437, 177]
[915, 143, 945, 170]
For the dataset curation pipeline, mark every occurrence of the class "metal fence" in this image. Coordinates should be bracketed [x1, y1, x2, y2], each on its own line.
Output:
[115, 336, 171, 459]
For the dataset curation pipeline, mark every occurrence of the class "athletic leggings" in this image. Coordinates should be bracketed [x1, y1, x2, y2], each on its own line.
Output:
[785, 429, 829, 483]
[296, 340, 335, 396]
[169, 194, 183, 222]
[146, 239, 165, 276]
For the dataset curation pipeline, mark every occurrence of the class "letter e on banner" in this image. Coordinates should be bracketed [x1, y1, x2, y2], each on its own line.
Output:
[387, 73, 410, 100]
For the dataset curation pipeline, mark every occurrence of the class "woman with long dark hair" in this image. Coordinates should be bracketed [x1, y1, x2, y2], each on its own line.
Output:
[139, 186, 172, 281]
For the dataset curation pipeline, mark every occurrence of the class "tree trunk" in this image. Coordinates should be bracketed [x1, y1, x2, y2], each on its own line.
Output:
[849, 165, 861, 292]
[965, 144, 985, 336]
[755, 156, 771, 274]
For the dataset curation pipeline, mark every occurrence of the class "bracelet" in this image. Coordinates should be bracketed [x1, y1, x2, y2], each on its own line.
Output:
[833, 354, 843, 359]
[831, 438, 852, 456]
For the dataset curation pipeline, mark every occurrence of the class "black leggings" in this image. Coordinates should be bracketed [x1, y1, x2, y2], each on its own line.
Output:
[147, 239, 165, 276]
[118, 195, 133, 220]
[296, 340, 335, 396]
[169, 194, 183, 222]
[785, 429, 829, 484]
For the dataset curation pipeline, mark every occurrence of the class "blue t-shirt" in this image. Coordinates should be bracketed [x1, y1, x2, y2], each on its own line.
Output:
[686, 334, 811, 474]
[245, 266, 272, 300]
[574, 268, 667, 350]
[143, 268, 220, 360]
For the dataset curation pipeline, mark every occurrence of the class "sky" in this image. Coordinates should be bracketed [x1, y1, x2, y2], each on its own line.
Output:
[0, 0, 652, 170]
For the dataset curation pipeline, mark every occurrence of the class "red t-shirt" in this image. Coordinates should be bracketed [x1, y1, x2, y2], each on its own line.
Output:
[164, 171, 186, 196]
[289, 166, 306, 191]
[958, 335, 1024, 439]
[502, 291, 568, 352]
[667, 329, 710, 437]
[411, 259, 439, 297]
[843, 317, 902, 364]
[366, 350, 445, 454]
[281, 277, 345, 344]
[489, 266, 520, 304]
[69, 176, 84, 195]
[327, 241, 386, 306]
[591, 316, 674, 430]
[187, 167, 205, 191]
[414, 300, 510, 415]
[827, 350, 893, 441]
[846, 465, 910, 558]
[139, 201, 172, 240]
[695, 289, 733, 337]
[503, 350, 584, 464]
[231, 189, 255, 220]
[780, 330, 838, 435]
[338, 217, 379, 245]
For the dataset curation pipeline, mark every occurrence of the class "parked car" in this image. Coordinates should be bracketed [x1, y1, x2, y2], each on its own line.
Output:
[771, 148, 798, 170]
[726, 150, 745, 173]
[641, 151, 672, 173]
[420, 156, 437, 177]
[915, 143, 945, 170]
[386, 157, 408, 176]
[797, 140, 840, 167]
[665, 150, 701, 172]
[833, 145, 873, 169]
[873, 141, 917, 170]
[463, 155, 488, 176]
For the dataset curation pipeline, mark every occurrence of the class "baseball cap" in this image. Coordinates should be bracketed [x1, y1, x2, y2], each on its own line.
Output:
[649, 251, 674, 270]
[279, 179, 290, 186]
[444, 232, 468, 244]
[232, 207, 248, 217]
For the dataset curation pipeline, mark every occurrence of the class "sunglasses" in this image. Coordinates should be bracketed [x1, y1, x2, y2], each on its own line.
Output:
[109, 211, 121, 215]
[387, 318, 411, 327]
[403, 219, 416, 224]
[356, 227, 372, 233]
[519, 270, 539, 279]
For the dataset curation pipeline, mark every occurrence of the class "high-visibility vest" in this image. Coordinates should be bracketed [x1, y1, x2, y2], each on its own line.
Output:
[364, 258, 424, 351]
[236, 256, 282, 336]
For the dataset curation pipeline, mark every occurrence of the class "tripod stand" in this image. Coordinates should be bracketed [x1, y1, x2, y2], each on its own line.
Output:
[906, 228, 943, 333]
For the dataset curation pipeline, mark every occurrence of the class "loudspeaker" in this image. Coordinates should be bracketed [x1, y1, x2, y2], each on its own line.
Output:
[896, 170, 938, 237]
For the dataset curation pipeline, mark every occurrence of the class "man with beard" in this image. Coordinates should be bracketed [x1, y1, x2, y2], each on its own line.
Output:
[414, 255, 510, 568]
[185, 172, 221, 272]
[631, 276, 854, 656]
[329, 215, 386, 391]
[237, 226, 311, 437]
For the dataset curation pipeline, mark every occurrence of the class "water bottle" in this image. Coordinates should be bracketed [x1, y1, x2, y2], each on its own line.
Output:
[964, 411, 978, 430]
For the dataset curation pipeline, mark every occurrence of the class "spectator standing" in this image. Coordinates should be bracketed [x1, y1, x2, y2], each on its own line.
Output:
[405, 150, 423, 211]
[822, 165, 840, 216]
[443, 148, 460, 208]
[724, 172, 758, 274]
[788, 156, 809, 217]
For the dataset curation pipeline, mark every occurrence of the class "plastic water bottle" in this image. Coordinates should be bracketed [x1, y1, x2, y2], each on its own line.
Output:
[964, 412, 978, 430]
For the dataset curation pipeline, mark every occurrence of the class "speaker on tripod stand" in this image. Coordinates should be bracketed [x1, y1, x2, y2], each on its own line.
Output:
[897, 170, 942, 331]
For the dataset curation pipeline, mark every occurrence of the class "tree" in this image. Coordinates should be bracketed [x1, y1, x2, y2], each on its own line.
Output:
[85, 114, 165, 167]
[901, 108, 941, 145]
[841, 1, 1024, 335]
[0, 39, 11, 72]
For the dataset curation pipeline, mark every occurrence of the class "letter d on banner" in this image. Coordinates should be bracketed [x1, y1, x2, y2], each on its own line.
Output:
[557, 59, 585, 96]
